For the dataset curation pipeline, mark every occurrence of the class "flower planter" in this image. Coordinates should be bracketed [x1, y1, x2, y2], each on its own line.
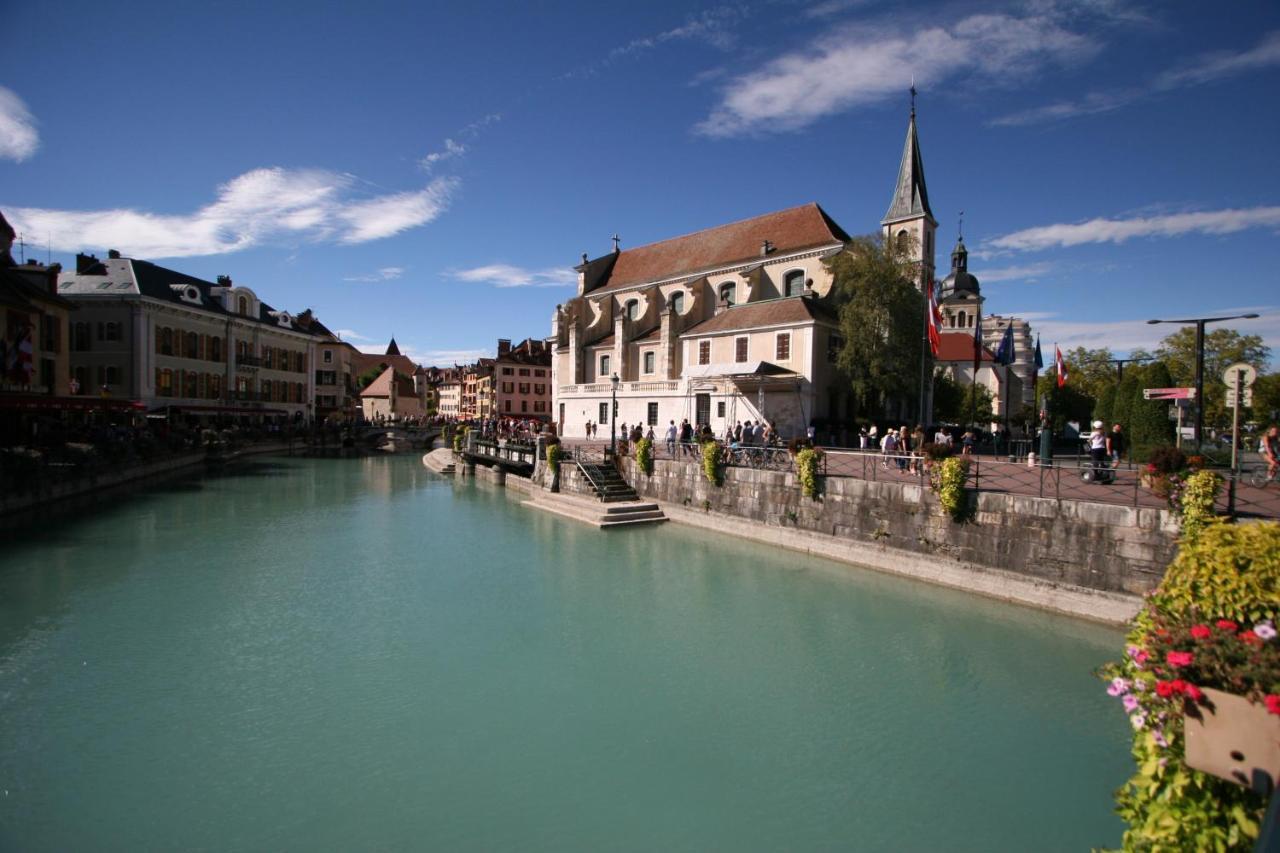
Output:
[1183, 687, 1280, 795]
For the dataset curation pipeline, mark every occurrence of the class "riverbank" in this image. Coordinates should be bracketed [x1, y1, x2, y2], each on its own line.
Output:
[0, 441, 292, 531]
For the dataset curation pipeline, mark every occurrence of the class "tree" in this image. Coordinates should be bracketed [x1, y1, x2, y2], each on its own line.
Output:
[1112, 369, 1140, 436]
[1063, 347, 1116, 401]
[1037, 370, 1095, 432]
[356, 363, 387, 389]
[931, 372, 965, 423]
[1093, 382, 1117, 428]
[1251, 373, 1280, 425]
[827, 235, 924, 419]
[1155, 328, 1270, 431]
[962, 383, 994, 426]
[1129, 362, 1175, 449]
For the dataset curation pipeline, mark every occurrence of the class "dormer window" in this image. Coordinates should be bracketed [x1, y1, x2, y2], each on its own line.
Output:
[238, 295, 249, 316]
[669, 292, 684, 314]
[624, 299, 638, 321]
[784, 269, 804, 297]
[719, 282, 735, 306]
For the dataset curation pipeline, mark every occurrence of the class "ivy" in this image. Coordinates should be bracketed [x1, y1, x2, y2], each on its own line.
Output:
[796, 447, 822, 498]
[635, 437, 653, 475]
[1179, 469, 1221, 540]
[930, 456, 969, 520]
[545, 442, 561, 474]
[452, 425, 469, 453]
[701, 440, 722, 486]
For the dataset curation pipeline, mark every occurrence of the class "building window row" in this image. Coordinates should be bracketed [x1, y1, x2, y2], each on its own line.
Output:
[155, 326, 225, 363]
[154, 368, 224, 400]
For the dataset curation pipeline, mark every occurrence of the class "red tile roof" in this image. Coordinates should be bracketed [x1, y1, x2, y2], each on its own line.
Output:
[935, 332, 995, 362]
[590, 203, 848, 293]
[685, 296, 831, 335]
[360, 365, 416, 398]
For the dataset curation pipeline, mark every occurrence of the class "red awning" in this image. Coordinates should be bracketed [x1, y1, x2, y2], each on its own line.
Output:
[0, 394, 147, 412]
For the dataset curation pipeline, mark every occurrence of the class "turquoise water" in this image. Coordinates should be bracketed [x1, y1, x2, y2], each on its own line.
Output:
[0, 456, 1130, 851]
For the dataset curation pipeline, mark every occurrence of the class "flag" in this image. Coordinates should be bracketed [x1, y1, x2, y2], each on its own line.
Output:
[1054, 344, 1068, 388]
[926, 287, 942, 357]
[994, 324, 1015, 366]
[972, 316, 984, 372]
[1033, 334, 1044, 371]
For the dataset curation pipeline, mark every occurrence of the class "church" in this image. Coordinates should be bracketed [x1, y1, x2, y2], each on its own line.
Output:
[550, 101, 1036, 440]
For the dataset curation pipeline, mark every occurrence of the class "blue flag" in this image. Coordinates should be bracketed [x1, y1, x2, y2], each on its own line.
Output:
[994, 324, 1015, 366]
[1033, 334, 1044, 370]
[972, 317, 984, 370]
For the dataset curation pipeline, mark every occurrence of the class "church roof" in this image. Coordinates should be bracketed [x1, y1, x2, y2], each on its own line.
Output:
[935, 332, 995, 363]
[684, 295, 834, 336]
[582, 203, 849, 294]
[385, 337, 401, 356]
[882, 112, 935, 226]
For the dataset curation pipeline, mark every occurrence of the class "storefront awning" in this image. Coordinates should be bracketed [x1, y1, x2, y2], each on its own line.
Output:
[0, 394, 146, 412]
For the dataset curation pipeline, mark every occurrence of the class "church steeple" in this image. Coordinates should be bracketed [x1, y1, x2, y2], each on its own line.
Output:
[881, 88, 937, 292]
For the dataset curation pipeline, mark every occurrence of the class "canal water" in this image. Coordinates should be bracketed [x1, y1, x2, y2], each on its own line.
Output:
[0, 456, 1130, 851]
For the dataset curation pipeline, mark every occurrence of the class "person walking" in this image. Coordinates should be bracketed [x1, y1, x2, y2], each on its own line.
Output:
[1107, 423, 1125, 476]
[665, 420, 677, 456]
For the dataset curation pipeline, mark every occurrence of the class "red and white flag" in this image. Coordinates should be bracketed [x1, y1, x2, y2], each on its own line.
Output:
[1054, 344, 1068, 388]
[926, 286, 942, 357]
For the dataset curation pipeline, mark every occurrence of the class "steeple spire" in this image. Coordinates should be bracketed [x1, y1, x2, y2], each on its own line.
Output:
[882, 92, 935, 226]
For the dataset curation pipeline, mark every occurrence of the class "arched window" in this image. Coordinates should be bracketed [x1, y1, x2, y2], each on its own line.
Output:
[211, 337, 222, 362]
[719, 282, 736, 306]
[957, 310, 967, 329]
[669, 292, 684, 314]
[238, 295, 249, 316]
[625, 299, 638, 320]
[186, 331, 198, 358]
[969, 314, 976, 328]
[896, 229, 911, 252]
[160, 327, 173, 355]
[784, 269, 804, 297]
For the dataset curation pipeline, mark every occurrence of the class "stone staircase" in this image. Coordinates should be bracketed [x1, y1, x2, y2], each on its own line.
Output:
[421, 449, 457, 476]
[577, 461, 639, 502]
[524, 491, 667, 528]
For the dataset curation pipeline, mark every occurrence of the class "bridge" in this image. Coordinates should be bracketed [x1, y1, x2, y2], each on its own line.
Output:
[464, 438, 538, 472]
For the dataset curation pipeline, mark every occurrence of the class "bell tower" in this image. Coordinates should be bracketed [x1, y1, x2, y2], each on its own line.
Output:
[881, 87, 936, 292]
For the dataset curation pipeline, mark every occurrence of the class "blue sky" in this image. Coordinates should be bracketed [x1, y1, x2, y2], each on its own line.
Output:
[1, 0, 1277, 367]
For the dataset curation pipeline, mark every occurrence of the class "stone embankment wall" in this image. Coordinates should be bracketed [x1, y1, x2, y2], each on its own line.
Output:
[616, 457, 1178, 623]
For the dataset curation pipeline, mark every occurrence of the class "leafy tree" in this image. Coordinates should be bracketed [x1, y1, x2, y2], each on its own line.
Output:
[827, 235, 924, 419]
[931, 371, 965, 423]
[356, 363, 388, 389]
[1093, 382, 1117, 428]
[961, 383, 994, 426]
[1155, 327, 1270, 430]
[1251, 373, 1280, 424]
[1112, 368, 1140, 435]
[1129, 362, 1175, 448]
[1063, 346, 1116, 401]
[1036, 370, 1095, 432]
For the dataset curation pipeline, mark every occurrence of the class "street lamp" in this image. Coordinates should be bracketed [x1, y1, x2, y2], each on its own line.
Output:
[1146, 314, 1259, 448]
[610, 373, 620, 459]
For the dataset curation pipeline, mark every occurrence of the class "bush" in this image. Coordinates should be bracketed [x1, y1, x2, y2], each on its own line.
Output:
[701, 440, 722, 485]
[795, 447, 822, 498]
[1099, 522, 1280, 851]
[1146, 445, 1187, 474]
[635, 438, 653, 475]
[545, 442, 562, 474]
[1178, 470, 1221, 540]
[931, 456, 969, 520]
[921, 441, 953, 461]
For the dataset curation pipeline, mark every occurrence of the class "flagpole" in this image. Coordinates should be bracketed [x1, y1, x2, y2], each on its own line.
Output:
[918, 282, 929, 424]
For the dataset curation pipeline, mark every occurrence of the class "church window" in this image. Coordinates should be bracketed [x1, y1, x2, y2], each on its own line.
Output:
[625, 299, 638, 320]
[698, 340, 710, 365]
[238, 295, 249, 316]
[784, 269, 804, 297]
[669, 292, 683, 314]
[957, 310, 967, 329]
[776, 333, 791, 361]
[969, 314, 975, 328]
[599, 354, 610, 377]
[643, 351, 655, 374]
[896, 229, 911, 253]
[719, 282, 735, 306]
[735, 337, 749, 363]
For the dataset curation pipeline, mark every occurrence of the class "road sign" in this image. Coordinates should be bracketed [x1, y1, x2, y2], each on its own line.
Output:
[1223, 362, 1257, 387]
[1226, 389, 1254, 407]
[1143, 387, 1197, 400]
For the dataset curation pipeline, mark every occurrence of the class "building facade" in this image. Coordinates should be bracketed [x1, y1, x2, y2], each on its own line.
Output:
[57, 252, 323, 422]
[494, 337, 552, 420]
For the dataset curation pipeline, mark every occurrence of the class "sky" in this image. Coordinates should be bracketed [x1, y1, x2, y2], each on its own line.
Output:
[1, 0, 1277, 368]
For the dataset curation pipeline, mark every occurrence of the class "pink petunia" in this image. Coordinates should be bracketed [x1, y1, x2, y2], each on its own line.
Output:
[1166, 651, 1194, 668]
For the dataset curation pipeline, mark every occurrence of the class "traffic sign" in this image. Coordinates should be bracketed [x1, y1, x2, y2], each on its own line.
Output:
[1223, 362, 1257, 387]
[1226, 389, 1254, 407]
[1143, 387, 1197, 400]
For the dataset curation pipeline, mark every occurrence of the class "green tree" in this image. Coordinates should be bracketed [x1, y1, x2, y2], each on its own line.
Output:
[931, 371, 965, 423]
[1155, 327, 1270, 431]
[827, 235, 924, 418]
[1093, 382, 1117, 428]
[1128, 362, 1175, 449]
[1251, 373, 1280, 424]
[1063, 346, 1116, 401]
[1037, 370, 1095, 432]
[961, 383, 994, 426]
[356, 363, 388, 389]
[1112, 368, 1140, 435]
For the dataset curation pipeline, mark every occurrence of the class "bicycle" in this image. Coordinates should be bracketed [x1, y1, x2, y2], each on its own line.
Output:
[1249, 465, 1279, 488]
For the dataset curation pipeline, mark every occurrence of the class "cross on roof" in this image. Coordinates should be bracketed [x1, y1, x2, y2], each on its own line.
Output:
[611, 233, 620, 252]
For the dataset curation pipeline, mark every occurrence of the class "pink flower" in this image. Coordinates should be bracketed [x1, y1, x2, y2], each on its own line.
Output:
[1216, 619, 1239, 632]
[1166, 651, 1194, 668]
[1107, 677, 1131, 697]
[1266, 695, 1280, 716]
[1122, 695, 1141, 713]
[1189, 625, 1212, 640]
[1254, 622, 1277, 641]
[1153, 730, 1168, 748]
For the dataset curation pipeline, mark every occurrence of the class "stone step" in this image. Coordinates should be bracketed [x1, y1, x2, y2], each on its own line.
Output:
[524, 493, 667, 529]
[604, 502, 658, 514]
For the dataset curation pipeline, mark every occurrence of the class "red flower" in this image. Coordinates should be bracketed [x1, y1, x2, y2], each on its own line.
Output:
[1240, 631, 1264, 646]
[1156, 681, 1176, 698]
[1190, 625, 1212, 640]
[1184, 684, 1204, 702]
[1169, 679, 1188, 695]
[1166, 651, 1194, 667]
[1216, 620, 1239, 632]
[1267, 695, 1280, 716]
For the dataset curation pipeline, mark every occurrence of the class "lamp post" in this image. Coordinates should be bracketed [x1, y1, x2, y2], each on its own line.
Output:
[1146, 314, 1259, 449]
[610, 373, 620, 459]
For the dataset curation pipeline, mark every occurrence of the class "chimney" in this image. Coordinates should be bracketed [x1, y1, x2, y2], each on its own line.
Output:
[581, 253, 588, 265]
[46, 263, 61, 296]
[76, 252, 99, 273]
[497, 338, 511, 357]
[216, 275, 232, 287]
[760, 239, 773, 257]
[108, 249, 121, 259]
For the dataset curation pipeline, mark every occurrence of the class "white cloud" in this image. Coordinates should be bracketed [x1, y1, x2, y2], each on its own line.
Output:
[696, 10, 1097, 136]
[334, 329, 373, 341]
[1016, 309, 1279, 356]
[4, 169, 458, 258]
[562, 7, 744, 80]
[420, 138, 466, 171]
[0, 87, 38, 162]
[974, 261, 1055, 283]
[992, 30, 1280, 126]
[987, 206, 1280, 252]
[343, 266, 405, 283]
[449, 263, 575, 289]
